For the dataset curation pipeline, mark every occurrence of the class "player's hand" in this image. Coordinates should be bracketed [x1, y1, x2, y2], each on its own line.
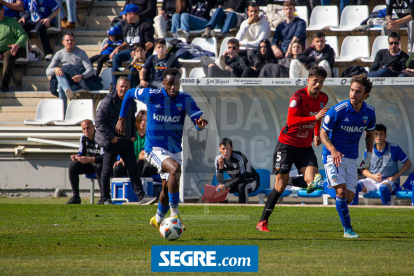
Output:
[359, 151, 372, 169]
[218, 156, 224, 169]
[110, 136, 121, 143]
[115, 117, 126, 135]
[387, 176, 397, 183]
[216, 184, 225, 191]
[314, 136, 322, 147]
[195, 117, 208, 130]
[331, 149, 344, 167]
[315, 108, 329, 121]
[71, 154, 80, 162]
[55, 67, 64, 77]
[77, 156, 89, 164]
[113, 159, 125, 168]
[8, 44, 19, 56]
[373, 173, 382, 182]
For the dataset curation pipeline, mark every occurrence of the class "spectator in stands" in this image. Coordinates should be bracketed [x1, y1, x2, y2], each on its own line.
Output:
[110, 4, 154, 88]
[94, 76, 157, 205]
[290, 32, 334, 78]
[259, 40, 304, 78]
[399, 52, 414, 77]
[236, 2, 270, 50]
[241, 39, 276, 78]
[113, 110, 158, 179]
[66, 119, 103, 204]
[168, 0, 217, 40]
[0, 3, 28, 92]
[382, 0, 414, 54]
[124, 42, 148, 88]
[89, 26, 124, 77]
[154, 0, 190, 39]
[368, 32, 409, 78]
[46, 31, 102, 113]
[201, 38, 249, 78]
[215, 138, 260, 204]
[56, 0, 76, 29]
[113, 0, 157, 25]
[19, 0, 60, 61]
[201, 0, 247, 39]
[139, 38, 181, 89]
[2, 0, 24, 20]
[271, 1, 306, 60]
[351, 124, 412, 205]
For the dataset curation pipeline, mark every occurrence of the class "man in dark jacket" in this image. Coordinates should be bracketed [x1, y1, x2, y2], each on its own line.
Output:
[368, 32, 409, 77]
[290, 32, 334, 78]
[201, 38, 249, 77]
[67, 119, 104, 204]
[110, 4, 155, 86]
[94, 76, 157, 205]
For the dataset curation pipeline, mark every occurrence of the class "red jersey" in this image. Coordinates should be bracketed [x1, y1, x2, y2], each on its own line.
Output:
[278, 87, 329, 148]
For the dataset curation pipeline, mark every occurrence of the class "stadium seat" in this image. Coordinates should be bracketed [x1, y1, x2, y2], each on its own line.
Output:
[307, 6, 339, 31]
[330, 5, 369, 32]
[29, 13, 61, 33]
[361, 36, 388, 62]
[181, 67, 187, 78]
[84, 173, 97, 204]
[135, 99, 147, 114]
[395, 190, 412, 200]
[54, 99, 94, 125]
[189, 67, 206, 78]
[295, 6, 309, 27]
[24, 99, 64, 125]
[325, 36, 339, 57]
[100, 68, 112, 90]
[233, 169, 270, 198]
[297, 189, 324, 198]
[372, 5, 386, 13]
[335, 36, 370, 62]
[264, 189, 292, 197]
[362, 191, 381, 199]
[178, 37, 217, 64]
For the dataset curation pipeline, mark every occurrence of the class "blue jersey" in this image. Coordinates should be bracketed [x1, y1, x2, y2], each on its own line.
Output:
[4, 0, 23, 18]
[322, 100, 376, 162]
[24, 0, 59, 23]
[120, 87, 203, 154]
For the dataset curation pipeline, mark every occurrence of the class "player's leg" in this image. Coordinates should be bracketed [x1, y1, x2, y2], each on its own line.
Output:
[349, 180, 364, 205]
[151, 178, 170, 230]
[295, 148, 323, 194]
[378, 180, 395, 205]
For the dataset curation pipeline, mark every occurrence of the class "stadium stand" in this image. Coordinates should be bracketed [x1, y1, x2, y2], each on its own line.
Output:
[53, 99, 94, 125]
[330, 5, 369, 32]
[361, 36, 389, 62]
[335, 36, 370, 62]
[306, 5, 339, 31]
[23, 99, 64, 125]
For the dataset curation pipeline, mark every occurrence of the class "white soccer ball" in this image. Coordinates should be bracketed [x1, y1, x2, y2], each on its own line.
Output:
[159, 217, 184, 241]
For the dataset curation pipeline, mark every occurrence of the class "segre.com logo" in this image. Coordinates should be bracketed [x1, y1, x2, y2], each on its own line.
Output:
[151, 245, 258, 272]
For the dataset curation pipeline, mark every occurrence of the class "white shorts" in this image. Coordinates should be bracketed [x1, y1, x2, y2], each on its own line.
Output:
[358, 178, 397, 193]
[145, 147, 182, 180]
[324, 155, 358, 193]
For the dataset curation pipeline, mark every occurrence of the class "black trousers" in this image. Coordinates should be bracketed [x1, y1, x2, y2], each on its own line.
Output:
[224, 175, 260, 204]
[90, 54, 111, 76]
[101, 139, 145, 201]
[0, 47, 26, 89]
[68, 161, 102, 198]
[21, 20, 54, 55]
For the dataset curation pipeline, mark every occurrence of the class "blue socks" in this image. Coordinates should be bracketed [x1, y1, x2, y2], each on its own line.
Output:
[350, 181, 363, 205]
[169, 192, 180, 216]
[379, 184, 391, 205]
[155, 202, 170, 224]
[324, 181, 337, 199]
[336, 196, 352, 230]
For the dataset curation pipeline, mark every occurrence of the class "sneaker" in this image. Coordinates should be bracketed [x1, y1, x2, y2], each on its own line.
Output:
[165, 31, 178, 38]
[216, 55, 226, 71]
[306, 173, 324, 194]
[173, 214, 186, 231]
[45, 54, 54, 61]
[96, 198, 105, 205]
[256, 220, 270, 232]
[65, 88, 77, 100]
[201, 27, 212, 38]
[150, 216, 161, 231]
[138, 195, 157, 205]
[215, 32, 228, 40]
[65, 197, 81, 204]
[177, 29, 189, 40]
[103, 198, 114, 205]
[72, 88, 89, 93]
[344, 228, 359, 238]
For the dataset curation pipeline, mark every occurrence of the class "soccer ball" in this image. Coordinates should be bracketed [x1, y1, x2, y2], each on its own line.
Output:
[159, 217, 184, 241]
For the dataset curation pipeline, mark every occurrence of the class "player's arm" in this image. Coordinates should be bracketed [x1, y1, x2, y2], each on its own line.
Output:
[362, 168, 382, 182]
[220, 156, 247, 189]
[116, 88, 149, 135]
[389, 146, 412, 183]
[216, 156, 225, 183]
[287, 100, 328, 128]
[320, 128, 343, 167]
[186, 96, 208, 130]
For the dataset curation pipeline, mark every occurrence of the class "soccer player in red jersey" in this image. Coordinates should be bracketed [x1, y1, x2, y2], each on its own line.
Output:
[256, 65, 329, 232]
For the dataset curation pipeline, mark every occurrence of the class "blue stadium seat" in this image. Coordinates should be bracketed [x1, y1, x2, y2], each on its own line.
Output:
[395, 191, 412, 200]
[264, 189, 292, 197]
[362, 191, 381, 199]
[297, 189, 324, 198]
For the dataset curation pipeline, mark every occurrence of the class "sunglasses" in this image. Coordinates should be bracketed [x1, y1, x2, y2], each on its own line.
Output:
[228, 46, 237, 50]
[389, 42, 399, 45]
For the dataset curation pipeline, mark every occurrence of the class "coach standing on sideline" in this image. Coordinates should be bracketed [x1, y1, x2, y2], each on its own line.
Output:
[94, 76, 157, 205]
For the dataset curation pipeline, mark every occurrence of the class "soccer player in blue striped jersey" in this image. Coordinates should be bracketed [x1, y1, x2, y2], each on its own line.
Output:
[115, 68, 208, 232]
[320, 74, 376, 238]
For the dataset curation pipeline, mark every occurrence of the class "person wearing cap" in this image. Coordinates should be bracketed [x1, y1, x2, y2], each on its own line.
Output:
[110, 3, 154, 88]
[89, 26, 124, 76]
[111, 0, 157, 26]
[0, 3, 28, 92]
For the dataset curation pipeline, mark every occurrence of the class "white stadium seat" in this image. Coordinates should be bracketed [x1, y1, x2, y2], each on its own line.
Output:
[335, 36, 370, 62]
[325, 36, 339, 57]
[330, 5, 369, 32]
[307, 6, 339, 31]
[54, 99, 94, 126]
[372, 5, 386, 13]
[189, 67, 206, 78]
[24, 99, 64, 125]
[218, 37, 236, 59]
[100, 68, 112, 90]
[178, 37, 217, 64]
[361, 36, 389, 62]
[295, 6, 308, 27]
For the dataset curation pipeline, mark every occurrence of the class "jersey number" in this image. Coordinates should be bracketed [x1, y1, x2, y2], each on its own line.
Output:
[276, 152, 282, 162]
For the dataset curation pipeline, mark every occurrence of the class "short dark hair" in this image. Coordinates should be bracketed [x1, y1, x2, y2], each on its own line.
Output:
[350, 74, 372, 94]
[227, 38, 239, 48]
[313, 32, 325, 39]
[133, 42, 146, 51]
[375, 124, 387, 134]
[389, 31, 400, 41]
[219, 138, 232, 147]
[308, 65, 328, 79]
[162, 67, 181, 80]
[154, 38, 166, 47]
[248, 2, 259, 8]
[283, 0, 296, 7]
[62, 31, 75, 39]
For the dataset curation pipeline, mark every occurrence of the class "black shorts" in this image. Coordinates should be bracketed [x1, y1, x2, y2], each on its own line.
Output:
[272, 141, 318, 174]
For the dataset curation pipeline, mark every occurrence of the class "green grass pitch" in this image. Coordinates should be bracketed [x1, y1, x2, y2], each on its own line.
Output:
[0, 197, 413, 275]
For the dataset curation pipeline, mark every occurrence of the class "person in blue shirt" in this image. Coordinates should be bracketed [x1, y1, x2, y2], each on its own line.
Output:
[19, 0, 60, 60]
[2, 0, 24, 20]
[351, 124, 411, 205]
[115, 68, 208, 233]
[320, 74, 376, 238]
[271, 1, 306, 59]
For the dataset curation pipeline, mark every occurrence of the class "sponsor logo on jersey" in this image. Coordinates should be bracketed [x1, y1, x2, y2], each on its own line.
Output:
[320, 103, 324, 108]
[155, 104, 161, 108]
[344, 117, 350, 122]
[153, 114, 181, 123]
[275, 163, 280, 170]
[290, 100, 297, 108]
[324, 115, 330, 124]
[138, 88, 144, 95]
[341, 125, 367, 133]
[310, 112, 317, 116]
[363, 116, 368, 124]
[176, 103, 183, 111]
